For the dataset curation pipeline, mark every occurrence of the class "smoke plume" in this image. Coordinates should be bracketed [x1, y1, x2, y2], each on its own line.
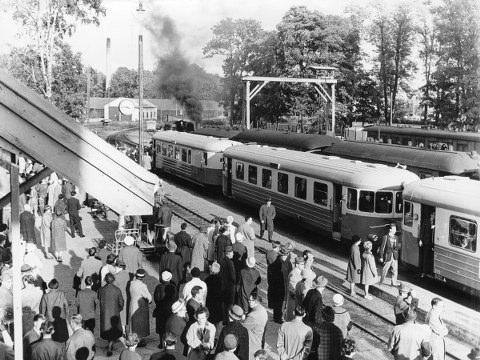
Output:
[145, 13, 203, 124]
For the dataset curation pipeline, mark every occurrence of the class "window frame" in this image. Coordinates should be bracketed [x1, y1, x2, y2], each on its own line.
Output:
[236, 162, 244, 180]
[313, 181, 329, 207]
[262, 168, 272, 189]
[347, 188, 358, 211]
[181, 148, 188, 163]
[375, 191, 393, 214]
[277, 172, 289, 195]
[403, 201, 414, 227]
[294, 176, 307, 200]
[359, 190, 375, 213]
[449, 215, 477, 253]
[248, 165, 258, 185]
[187, 150, 192, 164]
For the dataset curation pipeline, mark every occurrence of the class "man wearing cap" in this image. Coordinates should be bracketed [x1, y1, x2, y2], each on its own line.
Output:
[285, 256, 305, 321]
[332, 294, 351, 338]
[379, 224, 401, 286]
[388, 307, 432, 360]
[269, 246, 290, 324]
[150, 332, 185, 360]
[215, 334, 239, 360]
[216, 305, 249, 360]
[303, 275, 328, 326]
[238, 257, 261, 313]
[237, 216, 256, 258]
[165, 301, 188, 356]
[155, 271, 178, 347]
[242, 290, 268, 359]
[77, 247, 102, 290]
[346, 235, 362, 297]
[20, 203, 36, 243]
[159, 240, 183, 288]
[66, 191, 84, 238]
[259, 198, 276, 242]
[119, 235, 143, 278]
[277, 305, 313, 360]
[219, 245, 236, 322]
[129, 269, 152, 347]
[191, 226, 209, 272]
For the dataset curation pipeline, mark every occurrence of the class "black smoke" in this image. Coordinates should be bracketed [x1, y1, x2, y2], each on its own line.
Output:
[145, 13, 203, 124]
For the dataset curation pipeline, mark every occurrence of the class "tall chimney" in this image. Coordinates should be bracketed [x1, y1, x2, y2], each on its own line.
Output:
[105, 37, 111, 97]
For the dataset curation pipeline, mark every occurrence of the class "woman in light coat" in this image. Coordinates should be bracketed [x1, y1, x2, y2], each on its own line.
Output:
[40, 206, 53, 258]
[361, 241, 378, 300]
[426, 298, 448, 360]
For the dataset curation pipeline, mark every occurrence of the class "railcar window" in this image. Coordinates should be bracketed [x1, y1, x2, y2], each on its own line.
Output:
[359, 191, 374, 212]
[203, 152, 208, 166]
[449, 216, 477, 252]
[313, 182, 328, 206]
[175, 147, 180, 160]
[375, 191, 393, 213]
[187, 150, 192, 164]
[277, 172, 289, 194]
[236, 162, 244, 180]
[395, 192, 403, 213]
[294, 177, 307, 200]
[248, 165, 258, 184]
[262, 169, 272, 189]
[161, 143, 167, 156]
[347, 188, 357, 210]
[181, 149, 187, 162]
[403, 201, 413, 226]
[167, 145, 174, 158]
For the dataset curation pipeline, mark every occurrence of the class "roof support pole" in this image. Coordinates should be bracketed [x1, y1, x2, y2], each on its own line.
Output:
[246, 80, 251, 129]
[10, 154, 23, 360]
[330, 83, 336, 137]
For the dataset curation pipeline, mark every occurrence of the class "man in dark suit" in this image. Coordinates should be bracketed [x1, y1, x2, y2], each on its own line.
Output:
[303, 275, 328, 326]
[215, 305, 249, 360]
[155, 202, 173, 247]
[159, 240, 183, 288]
[379, 224, 401, 286]
[269, 246, 290, 324]
[20, 204, 36, 243]
[66, 191, 84, 238]
[219, 245, 236, 323]
[259, 197, 276, 242]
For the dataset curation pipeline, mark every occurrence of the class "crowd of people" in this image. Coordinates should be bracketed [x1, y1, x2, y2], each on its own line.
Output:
[0, 173, 474, 360]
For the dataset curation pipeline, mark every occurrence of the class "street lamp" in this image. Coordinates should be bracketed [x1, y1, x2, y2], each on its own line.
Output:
[137, 1, 145, 166]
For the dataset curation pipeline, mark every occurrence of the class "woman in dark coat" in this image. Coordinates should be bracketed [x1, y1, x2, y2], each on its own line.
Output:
[154, 271, 178, 344]
[174, 223, 194, 269]
[99, 272, 125, 356]
[204, 262, 224, 327]
[346, 235, 362, 297]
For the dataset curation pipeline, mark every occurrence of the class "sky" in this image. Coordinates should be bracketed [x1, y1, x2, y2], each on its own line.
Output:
[0, 0, 406, 77]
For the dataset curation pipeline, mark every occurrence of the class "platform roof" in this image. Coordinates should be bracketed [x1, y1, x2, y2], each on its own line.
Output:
[365, 125, 480, 142]
[0, 70, 158, 215]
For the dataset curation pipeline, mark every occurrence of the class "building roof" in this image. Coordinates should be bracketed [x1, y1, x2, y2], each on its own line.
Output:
[89, 97, 115, 109]
[90, 97, 156, 109]
[146, 98, 178, 110]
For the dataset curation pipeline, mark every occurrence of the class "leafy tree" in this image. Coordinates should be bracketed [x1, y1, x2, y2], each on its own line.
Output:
[8, 0, 105, 100]
[431, 0, 480, 129]
[108, 67, 138, 98]
[203, 18, 265, 126]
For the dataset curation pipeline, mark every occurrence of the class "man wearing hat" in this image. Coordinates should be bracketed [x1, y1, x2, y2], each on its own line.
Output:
[269, 246, 290, 324]
[259, 197, 276, 242]
[219, 245, 236, 322]
[215, 305, 249, 360]
[154, 271, 178, 347]
[285, 256, 305, 321]
[150, 332, 184, 360]
[332, 294, 351, 338]
[129, 269, 152, 347]
[215, 334, 239, 360]
[159, 240, 183, 288]
[119, 235, 143, 278]
[238, 257, 261, 313]
[191, 226, 210, 272]
[303, 275, 328, 326]
[66, 190, 85, 238]
[165, 301, 188, 356]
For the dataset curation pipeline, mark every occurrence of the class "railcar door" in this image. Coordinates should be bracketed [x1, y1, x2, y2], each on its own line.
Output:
[419, 204, 435, 276]
[332, 183, 342, 238]
[223, 157, 232, 197]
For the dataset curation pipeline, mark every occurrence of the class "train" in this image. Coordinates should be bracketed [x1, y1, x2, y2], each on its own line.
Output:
[363, 125, 480, 152]
[401, 176, 480, 292]
[194, 128, 480, 179]
[152, 131, 419, 242]
[151, 130, 480, 293]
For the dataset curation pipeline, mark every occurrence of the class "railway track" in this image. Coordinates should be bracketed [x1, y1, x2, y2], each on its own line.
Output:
[162, 194, 462, 360]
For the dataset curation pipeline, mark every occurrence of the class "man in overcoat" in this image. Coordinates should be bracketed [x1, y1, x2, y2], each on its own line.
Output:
[215, 305, 249, 360]
[174, 223, 193, 276]
[346, 235, 362, 297]
[65, 314, 96, 360]
[242, 290, 268, 359]
[302, 275, 328, 326]
[20, 204, 36, 243]
[259, 197, 276, 242]
[379, 224, 401, 286]
[99, 272, 124, 356]
[129, 268, 152, 346]
[154, 271, 178, 346]
[66, 191, 85, 238]
[238, 257, 261, 313]
[219, 245, 236, 323]
[155, 201, 173, 247]
[268, 246, 290, 323]
[190, 226, 209, 272]
[118, 235, 143, 278]
[216, 226, 232, 263]
[159, 240, 183, 288]
[76, 247, 102, 290]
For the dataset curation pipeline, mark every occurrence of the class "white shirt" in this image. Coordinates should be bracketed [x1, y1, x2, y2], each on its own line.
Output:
[182, 277, 207, 305]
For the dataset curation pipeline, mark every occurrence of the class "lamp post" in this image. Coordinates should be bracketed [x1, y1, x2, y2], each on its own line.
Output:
[137, 1, 145, 166]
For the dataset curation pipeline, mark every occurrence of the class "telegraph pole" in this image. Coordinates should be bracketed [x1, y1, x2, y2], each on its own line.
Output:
[137, 1, 145, 166]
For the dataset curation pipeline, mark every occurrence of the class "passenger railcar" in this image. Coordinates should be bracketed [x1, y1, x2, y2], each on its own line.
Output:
[401, 176, 480, 292]
[364, 125, 480, 152]
[152, 131, 241, 186]
[222, 145, 419, 242]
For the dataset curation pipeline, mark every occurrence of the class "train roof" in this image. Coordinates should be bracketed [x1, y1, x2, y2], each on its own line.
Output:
[224, 145, 419, 190]
[152, 131, 241, 152]
[230, 129, 339, 151]
[322, 141, 480, 174]
[193, 128, 241, 139]
[365, 126, 480, 142]
[403, 176, 480, 217]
